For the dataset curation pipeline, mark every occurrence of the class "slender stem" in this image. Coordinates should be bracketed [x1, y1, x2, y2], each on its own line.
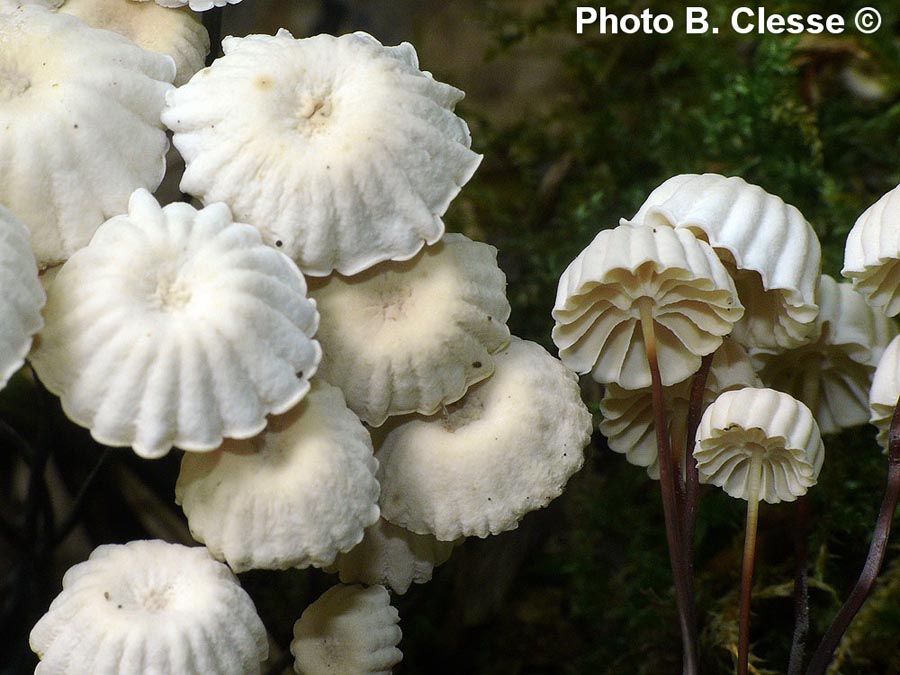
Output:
[806, 394, 900, 675]
[787, 496, 811, 675]
[684, 351, 714, 655]
[788, 369, 819, 674]
[739, 453, 764, 675]
[638, 298, 697, 675]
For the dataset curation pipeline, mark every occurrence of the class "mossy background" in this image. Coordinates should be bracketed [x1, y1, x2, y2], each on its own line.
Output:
[4, 1, 900, 673]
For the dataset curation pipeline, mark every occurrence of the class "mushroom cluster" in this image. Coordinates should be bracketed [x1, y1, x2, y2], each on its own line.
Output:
[15, 11, 594, 674]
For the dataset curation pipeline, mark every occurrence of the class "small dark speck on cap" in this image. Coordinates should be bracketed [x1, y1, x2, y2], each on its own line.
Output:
[275, 240, 283, 247]
[472, 361, 482, 368]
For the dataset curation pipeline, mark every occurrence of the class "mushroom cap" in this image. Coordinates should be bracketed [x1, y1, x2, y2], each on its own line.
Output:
[751, 274, 896, 434]
[60, 0, 209, 86]
[325, 518, 456, 595]
[30, 540, 268, 675]
[162, 30, 482, 276]
[376, 336, 592, 541]
[175, 380, 380, 572]
[623, 173, 821, 351]
[553, 223, 744, 390]
[308, 233, 511, 426]
[868, 333, 900, 449]
[30, 189, 321, 458]
[694, 387, 824, 503]
[0, 6, 174, 268]
[843, 183, 900, 316]
[0, 206, 45, 390]
[130, 0, 242, 11]
[600, 338, 761, 479]
[291, 584, 402, 675]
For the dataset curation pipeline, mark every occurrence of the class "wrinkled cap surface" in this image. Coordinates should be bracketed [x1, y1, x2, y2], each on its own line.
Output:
[376, 336, 592, 540]
[0, 205, 44, 390]
[553, 223, 743, 389]
[309, 233, 510, 426]
[176, 380, 380, 572]
[623, 173, 821, 351]
[30, 540, 268, 675]
[869, 333, 900, 450]
[291, 584, 402, 675]
[163, 30, 482, 276]
[843, 183, 900, 316]
[600, 338, 760, 479]
[0, 6, 174, 267]
[694, 387, 824, 503]
[752, 274, 896, 434]
[30, 189, 321, 458]
[61, 0, 209, 86]
[325, 518, 456, 594]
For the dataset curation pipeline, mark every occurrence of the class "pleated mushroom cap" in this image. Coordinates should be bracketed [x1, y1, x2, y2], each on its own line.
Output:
[30, 540, 268, 675]
[326, 518, 456, 595]
[694, 387, 824, 503]
[176, 380, 380, 572]
[291, 584, 402, 675]
[308, 233, 510, 426]
[0, 6, 174, 268]
[600, 338, 760, 479]
[868, 333, 900, 449]
[60, 0, 209, 86]
[843, 183, 900, 316]
[376, 336, 592, 541]
[163, 30, 482, 276]
[0, 206, 45, 389]
[752, 274, 896, 434]
[30, 189, 321, 458]
[553, 223, 743, 390]
[623, 173, 821, 351]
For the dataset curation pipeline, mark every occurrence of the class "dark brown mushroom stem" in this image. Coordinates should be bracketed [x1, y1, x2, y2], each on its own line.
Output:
[787, 496, 810, 675]
[638, 298, 698, 675]
[788, 368, 819, 675]
[806, 393, 900, 675]
[684, 351, 715, 615]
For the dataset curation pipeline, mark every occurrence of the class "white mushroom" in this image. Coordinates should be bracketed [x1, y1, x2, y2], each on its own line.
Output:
[868, 333, 900, 450]
[752, 274, 896, 434]
[843, 183, 900, 315]
[376, 336, 592, 541]
[0, 205, 44, 390]
[623, 173, 821, 351]
[0, 6, 174, 267]
[326, 518, 457, 595]
[291, 584, 402, 675]
[308, 233, 511, 426]
[553, 223, 744, 389]
[30, 540, 268, 675]
[176, 380, 380, 572]
[694, 387, 823, 675]
[600, 338, 760, 479]
[163, 30, 482, 276]
[60, 0, 209, 86]
[695, 387, 824, 503]
[30, 189, 321, 458]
